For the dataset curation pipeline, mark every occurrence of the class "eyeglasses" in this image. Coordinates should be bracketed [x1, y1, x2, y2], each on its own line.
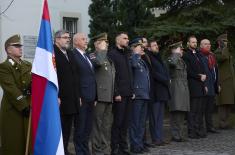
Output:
[57, 36, 71, 40]
[11, 44, 23, 48]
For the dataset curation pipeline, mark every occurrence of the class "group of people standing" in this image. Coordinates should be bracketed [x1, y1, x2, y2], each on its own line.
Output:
[0, 31, 234, 155]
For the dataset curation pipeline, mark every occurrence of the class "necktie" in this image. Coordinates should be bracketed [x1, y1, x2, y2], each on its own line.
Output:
[83, 54, 93, 69]
[63, 51, 69, 61]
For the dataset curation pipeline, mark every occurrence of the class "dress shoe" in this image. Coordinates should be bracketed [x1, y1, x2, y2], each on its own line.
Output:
[171, 137, 182, 142]
[130, 148, 143, 154]
[122, 149, 131, 155]
[188, 134, 200, 139]
[219, 125, 234, 130]
[144, 142, 156, 148]
[180, 138, 188, 142]
[111, 148, 120, 155]
[207, 128, 220, 133]
[172, 137, 188, 142]
[141, 146, 150, 153]
[198, 133, 207, 138]
[153, 141, 164, 146]
[162, 140, 171, 145]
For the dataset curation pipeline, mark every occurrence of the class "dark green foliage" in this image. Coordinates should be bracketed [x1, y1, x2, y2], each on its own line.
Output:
[152, 0, 202, 12]
[116, 0, 154, 38]
[137, 0, 235, 51]
[88, 0, 117, 48]
[89, 0, 235, 54]
[88, 0, 154, 48]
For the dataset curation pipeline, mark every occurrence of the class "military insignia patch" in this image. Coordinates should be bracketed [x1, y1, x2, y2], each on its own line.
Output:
[8, 59, 15, 66]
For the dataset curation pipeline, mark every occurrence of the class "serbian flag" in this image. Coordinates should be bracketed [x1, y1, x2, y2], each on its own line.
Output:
[31, 0, 64, 154]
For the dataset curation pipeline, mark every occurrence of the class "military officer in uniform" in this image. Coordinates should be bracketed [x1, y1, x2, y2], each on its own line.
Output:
[215, 34, 235, 129]
[0, 34, 32, 155]
[89, 33, 115, 155]
[129, 38, 150, 153]
[167, 41, 190, 142]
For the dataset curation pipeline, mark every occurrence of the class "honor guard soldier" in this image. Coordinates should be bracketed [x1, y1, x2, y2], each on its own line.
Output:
[0, 34, 32, 155]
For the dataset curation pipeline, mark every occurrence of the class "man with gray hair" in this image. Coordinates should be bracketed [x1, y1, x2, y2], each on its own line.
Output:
[72, 33, 97, 155]
[54, 30, 80, 155]
[199, 39, 219, 133]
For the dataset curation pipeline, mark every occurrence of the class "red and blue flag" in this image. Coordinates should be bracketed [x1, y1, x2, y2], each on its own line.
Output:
[31, 0, 64, 154]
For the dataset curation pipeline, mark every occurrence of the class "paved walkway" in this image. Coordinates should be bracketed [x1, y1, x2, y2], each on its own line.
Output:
[68, 128, 235, 155]
[146, 128, 235, 155]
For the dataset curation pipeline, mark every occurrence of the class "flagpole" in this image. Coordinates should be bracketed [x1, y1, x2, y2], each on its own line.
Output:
[25, 1, 44, 154]
[25, 110, 32, 155]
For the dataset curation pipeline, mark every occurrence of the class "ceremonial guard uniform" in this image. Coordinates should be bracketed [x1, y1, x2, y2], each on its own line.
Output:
[0, 35, 32, 155]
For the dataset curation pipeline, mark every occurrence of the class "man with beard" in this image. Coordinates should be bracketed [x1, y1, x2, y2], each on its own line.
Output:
[54, 30, 80, 155]
[140, 37, 155, 148]
[200, 39, 219, 133]
[147, 40, 171, 146]
[183, 36, 207, 139]
[89, 33, 115, 155]
[107, 32, 133, 155]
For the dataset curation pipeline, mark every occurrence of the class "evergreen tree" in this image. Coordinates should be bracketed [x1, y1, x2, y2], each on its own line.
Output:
[89, 0, 154, 46]
[88, 0, 118, 47]
[137, 0, 235, 50]
[116, 0, 154, 38]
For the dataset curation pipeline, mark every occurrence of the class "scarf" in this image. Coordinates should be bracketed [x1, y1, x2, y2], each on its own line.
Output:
[200, 48, 216, 69]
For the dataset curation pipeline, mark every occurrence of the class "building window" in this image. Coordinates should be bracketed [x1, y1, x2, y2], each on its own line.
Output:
[63, 17, 78, 46]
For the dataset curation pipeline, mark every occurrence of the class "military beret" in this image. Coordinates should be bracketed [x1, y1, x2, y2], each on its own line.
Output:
[217, 33, 228, 41]
[129, 38, 143, 47]
[91, 33, 108, 42]
[5, 34, 23, 50]
[168, 41, 183, 49]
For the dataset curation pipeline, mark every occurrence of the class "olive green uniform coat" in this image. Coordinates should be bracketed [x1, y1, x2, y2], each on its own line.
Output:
[167, 53, 190, 112]
[215, 47, 235, 105]
[0, 57, 32, 155]
[90, 51, 115, 154]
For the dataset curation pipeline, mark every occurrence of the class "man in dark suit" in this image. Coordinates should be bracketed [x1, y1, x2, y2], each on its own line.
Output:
[147, 40, 171, 146]
[72, 33, 97, 155]
[183, 36, 207, 139]
[107, 32, 133, 155]
[54, 30, 80, 155]
[141, 37, 156, 148]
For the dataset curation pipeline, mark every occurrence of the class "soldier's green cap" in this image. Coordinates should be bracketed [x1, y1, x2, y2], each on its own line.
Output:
[91, 33, 108, 42]
[217, 33, 228, 42]
[168, 41, 183, 49]
[5, 34, 23, 50]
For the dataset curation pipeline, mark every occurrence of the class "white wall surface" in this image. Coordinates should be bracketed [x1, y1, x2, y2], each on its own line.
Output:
[0, 0, 91, 62]
[0, 0, 91, 103]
